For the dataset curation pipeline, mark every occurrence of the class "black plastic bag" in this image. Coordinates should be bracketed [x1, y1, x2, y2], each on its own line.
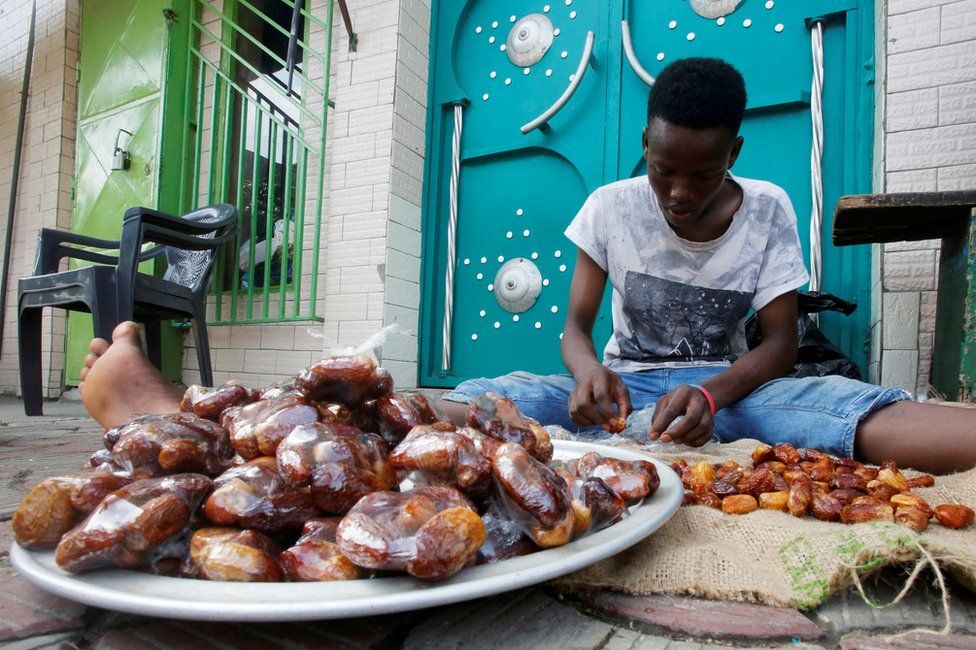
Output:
[745, 291, 862, 380]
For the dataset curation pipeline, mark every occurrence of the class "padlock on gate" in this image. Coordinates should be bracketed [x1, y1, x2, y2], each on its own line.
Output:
[111, 128, 132, 171]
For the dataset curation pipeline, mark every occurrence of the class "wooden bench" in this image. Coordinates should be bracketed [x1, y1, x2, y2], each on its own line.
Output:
[833, 190, 976, 401]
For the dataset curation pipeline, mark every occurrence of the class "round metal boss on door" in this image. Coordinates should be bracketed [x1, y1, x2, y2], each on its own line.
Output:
[690, 0, 743, 19]
[493, 258, 543, 313]
[505, 14, 554, 67]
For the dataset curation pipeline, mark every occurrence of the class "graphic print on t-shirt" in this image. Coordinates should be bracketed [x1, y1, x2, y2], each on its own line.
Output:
[616, 272, 753, 363]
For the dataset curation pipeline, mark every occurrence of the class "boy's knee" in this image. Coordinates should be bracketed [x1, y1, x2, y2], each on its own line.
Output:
[442, 377, 506, 404]
[443, 371, 571, 405]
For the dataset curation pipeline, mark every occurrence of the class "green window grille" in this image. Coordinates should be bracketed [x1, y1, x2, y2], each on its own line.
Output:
[179, 0, 332, 324]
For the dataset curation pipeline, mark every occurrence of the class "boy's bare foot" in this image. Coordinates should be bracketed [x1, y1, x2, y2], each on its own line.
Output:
[79, 321, 183, 430]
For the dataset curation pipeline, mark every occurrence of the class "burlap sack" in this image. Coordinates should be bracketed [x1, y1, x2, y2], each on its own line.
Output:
[557, 438, 976, 610]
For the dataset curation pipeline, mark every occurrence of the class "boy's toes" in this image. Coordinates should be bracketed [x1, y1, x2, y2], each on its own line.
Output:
[110, 321, 145, 350]
[88, 337, 110, 356]
[111, 321, 142, 342]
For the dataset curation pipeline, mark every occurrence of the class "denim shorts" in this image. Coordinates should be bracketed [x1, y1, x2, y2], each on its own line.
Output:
[443, 366, 911, 458]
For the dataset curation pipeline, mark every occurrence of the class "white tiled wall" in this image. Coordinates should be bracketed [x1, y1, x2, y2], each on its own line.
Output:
[0, 0, 78, 398]
[876, 0, 976, 396]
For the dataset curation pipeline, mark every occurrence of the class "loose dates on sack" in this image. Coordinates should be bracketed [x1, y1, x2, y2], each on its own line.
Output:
[673, 443, 972, 532]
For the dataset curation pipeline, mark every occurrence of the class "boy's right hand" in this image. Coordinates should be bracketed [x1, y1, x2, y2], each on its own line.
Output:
[568, 365, 632, 428]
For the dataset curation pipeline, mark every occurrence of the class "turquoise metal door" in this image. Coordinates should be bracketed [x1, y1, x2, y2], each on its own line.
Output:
[419, 1, 616, 386]
[420, 0, 875, 387]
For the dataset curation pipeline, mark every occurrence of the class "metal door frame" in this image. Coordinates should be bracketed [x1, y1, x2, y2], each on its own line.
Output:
[66, 0, 188, 384]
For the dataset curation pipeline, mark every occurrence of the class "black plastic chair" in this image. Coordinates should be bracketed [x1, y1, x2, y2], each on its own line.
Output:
[18, 204, 238, 415]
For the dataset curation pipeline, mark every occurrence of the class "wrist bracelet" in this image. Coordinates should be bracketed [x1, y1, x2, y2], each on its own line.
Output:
[687, 383, 717, 416]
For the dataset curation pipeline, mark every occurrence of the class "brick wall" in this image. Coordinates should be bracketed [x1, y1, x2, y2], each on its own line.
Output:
[875, 0, 976, 396]
[0, 0, 78, 398]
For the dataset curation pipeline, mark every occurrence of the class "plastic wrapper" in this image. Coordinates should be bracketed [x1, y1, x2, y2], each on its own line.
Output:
[476, 501, 539, 564]
[54, 473, 212, 574]
[336, 486, 485, 580]
[458, 426, 502, 459]
[275, 422, 394, 514]
[259, 379, 306, 401]
[203, 457, 318, 531]
[549, 460, 627, 535]
[316, 402, 355, 425]
[221, 396, 319, 460]
[83, 447, 120, 469]
[465, 392, 554, 463]
[619, 405, 666, 443]
[295, 516, 342, 542]
[12, 468, 132, 549]
[293, 324, 406, 414]
[296, 356, 393, 409]
[548, 458, 578, 484]
[180, 381, 259, 421]
[364, 392, 452, 446]
[280, 518, 362, 581]
[576, 452, 660, 504]
[571, 477, 627, 534]
[745, 290, 862, 380]
[305, 323, 408, 364]
[181, 527, 283, 582]
[491, 443, 575, 548]
[104, 413, 233, 478]
[388, 423, 493, 500]
[545, 405, 725, 453]
[610, 408, 698, 447]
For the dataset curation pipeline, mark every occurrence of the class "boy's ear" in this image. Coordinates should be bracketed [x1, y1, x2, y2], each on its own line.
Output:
[728, 135, 744, 169]
[642, 126, 649, 157]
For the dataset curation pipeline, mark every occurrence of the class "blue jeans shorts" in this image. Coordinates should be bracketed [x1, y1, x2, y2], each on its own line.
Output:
[443, 367, 911, 458]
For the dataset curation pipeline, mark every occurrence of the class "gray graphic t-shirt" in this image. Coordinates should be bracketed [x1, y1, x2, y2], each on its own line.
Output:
[564, 174, 809, 373]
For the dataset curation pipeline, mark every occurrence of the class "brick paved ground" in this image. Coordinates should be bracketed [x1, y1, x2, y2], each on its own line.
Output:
[3, 397, 976, 649]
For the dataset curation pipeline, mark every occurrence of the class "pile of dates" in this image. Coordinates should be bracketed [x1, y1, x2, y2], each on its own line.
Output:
[12, 356, 660, 583]
[673, 443, 974, 531]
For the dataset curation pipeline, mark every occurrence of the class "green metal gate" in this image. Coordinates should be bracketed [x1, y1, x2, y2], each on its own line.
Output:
[65, 0, 333, 387]
[181, 0, 333, 325]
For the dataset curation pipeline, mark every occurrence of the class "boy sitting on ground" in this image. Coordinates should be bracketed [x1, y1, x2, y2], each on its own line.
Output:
[435, 57, 976, 475]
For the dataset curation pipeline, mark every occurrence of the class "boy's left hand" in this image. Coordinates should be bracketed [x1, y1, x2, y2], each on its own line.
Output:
[649, 385, 714, 447]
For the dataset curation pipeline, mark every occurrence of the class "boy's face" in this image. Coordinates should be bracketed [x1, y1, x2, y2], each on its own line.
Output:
[642, 118, 743, 229]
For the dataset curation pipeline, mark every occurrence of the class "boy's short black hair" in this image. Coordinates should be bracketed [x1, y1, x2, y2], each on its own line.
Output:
[647, 57, 747, 134]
